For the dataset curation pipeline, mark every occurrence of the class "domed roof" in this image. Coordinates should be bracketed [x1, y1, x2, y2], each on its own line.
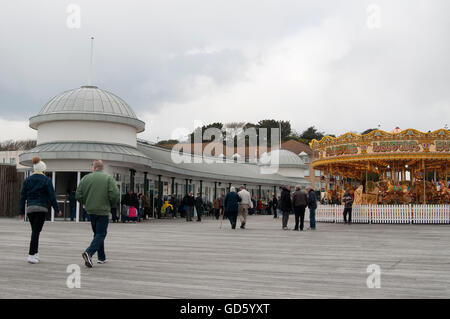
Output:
[29, 86, 145, 132]
[38, 86, 137, 118]
[259, 149, 304, 167]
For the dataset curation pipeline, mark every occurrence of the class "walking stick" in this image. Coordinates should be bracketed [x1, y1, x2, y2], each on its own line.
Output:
[219, 210, 224, 229]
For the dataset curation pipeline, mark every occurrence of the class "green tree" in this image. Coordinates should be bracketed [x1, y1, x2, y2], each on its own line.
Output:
[188, 122, 224, 142]
[156, 139, 180, 145]
[360, 128, 378, 135]
[299, 126, 325, 143]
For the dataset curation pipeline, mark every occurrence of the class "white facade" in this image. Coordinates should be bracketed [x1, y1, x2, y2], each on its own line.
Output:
[0, 150, 26, 169]
[19, 85, 310, 222]
[37, 121, 137, 147]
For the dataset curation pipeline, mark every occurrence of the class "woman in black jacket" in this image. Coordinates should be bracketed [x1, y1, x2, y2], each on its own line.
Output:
[223, 187, 241, 229]
[279, 185, 292, 230]
[18, 156, 61, 264]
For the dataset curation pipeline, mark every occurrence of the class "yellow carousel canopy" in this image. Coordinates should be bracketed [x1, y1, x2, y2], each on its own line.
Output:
[310, 128, 450, 179]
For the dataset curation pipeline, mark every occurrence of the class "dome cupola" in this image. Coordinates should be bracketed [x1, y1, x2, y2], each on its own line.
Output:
[29, 86, 145, 133]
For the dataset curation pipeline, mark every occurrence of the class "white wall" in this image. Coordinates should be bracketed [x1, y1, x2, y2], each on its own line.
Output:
[0, 150, 27, 169]
[39, 159, 93, 172]
[277, 167, 305, 178]
[37, 120, 137, 147]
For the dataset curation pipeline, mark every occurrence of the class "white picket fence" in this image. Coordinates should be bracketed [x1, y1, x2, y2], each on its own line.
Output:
[315, 204, 450, 224]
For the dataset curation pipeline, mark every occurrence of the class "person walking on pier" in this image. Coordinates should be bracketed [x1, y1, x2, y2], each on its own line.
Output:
[272, 194, 278, 218]
[19, 156, 61, 264]
[342, 191, 353, 224]
[213, 197, 220, 220]
[195, 193, 204, 222]
[292, 185, 308, 231]
[170, 194, 178, 219]
[76, 160, 120, 267]
[306, 186, 317, 230]
[224, 187, 241, 229]
[238, 185, 252, 229]
[279, 185, 292, 230]
[219, 191, 225, 218]
[183, 191, 195, 221]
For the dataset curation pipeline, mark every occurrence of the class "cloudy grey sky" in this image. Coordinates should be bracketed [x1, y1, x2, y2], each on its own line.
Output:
[0, 0, 449, 142]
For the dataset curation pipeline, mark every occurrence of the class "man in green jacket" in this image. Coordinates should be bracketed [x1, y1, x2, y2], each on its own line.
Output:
[76, 160, 120, 268]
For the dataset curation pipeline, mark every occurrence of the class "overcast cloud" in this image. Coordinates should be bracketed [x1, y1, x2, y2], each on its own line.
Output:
[0, 0, 449, 142]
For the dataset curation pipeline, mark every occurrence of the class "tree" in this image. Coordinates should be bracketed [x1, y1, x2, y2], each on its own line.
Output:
[299, 126, 325, 142]
[256, 119, 291, 146]
[156, 139, 179, 146]
[184, 120, 294, 147]
[360, 128, 378, 135]
[0, 139, 36, 151]
[187, 122, 224, 143]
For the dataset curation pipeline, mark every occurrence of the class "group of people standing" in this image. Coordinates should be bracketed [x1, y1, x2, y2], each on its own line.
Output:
[278, 185, 318, 231]
[118, 190, 151, 223]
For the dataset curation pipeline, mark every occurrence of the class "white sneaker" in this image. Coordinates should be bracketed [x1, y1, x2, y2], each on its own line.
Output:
[34, 253, 40, 261]
[27, 255, 39, 264]
[97, 260, 108, 264]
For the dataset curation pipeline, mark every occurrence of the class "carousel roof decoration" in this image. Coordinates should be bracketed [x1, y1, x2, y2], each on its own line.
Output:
[311, 128, 449, 205]
[309, 128, 450, 180]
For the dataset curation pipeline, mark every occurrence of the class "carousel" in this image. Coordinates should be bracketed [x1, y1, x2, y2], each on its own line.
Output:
[310, 128, 450, 205]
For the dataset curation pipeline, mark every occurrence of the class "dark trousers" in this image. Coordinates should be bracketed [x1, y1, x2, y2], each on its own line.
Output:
[273, 206, 278, 218]
[227, 213, 237, 229]
[111, 208, 119, 222]
[171, 206, 177, 218]
[294, 205, 306, 230]
[214, 208, 220, 220]
[282, 210, 289, 228]
[86, 214, 109, 261]
[186, 206, 193, 221]
[343, 207, 352, 223]
[143, 207, 151, 219]
[195, 205, 202, 221]
[309, 208, 316, 229]
[28, 212, 46, 255]
[70, 205, 76, 221]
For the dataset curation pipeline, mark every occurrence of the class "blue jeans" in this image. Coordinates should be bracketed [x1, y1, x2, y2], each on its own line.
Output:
[309, 208, 316, 229]
[86, 214, 109, 261]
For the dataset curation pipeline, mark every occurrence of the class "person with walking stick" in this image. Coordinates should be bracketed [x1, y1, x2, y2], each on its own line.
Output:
[223, 187, 241, 229]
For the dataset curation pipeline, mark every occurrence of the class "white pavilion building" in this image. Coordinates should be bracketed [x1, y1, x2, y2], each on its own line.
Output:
[19, 85, 311, 221]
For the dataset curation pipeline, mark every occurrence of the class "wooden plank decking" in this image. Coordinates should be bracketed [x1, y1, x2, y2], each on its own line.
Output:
[1, 215, 449, 298]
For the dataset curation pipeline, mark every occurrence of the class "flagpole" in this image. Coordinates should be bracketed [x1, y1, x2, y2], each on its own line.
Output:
[88, 36, 94, 85]
[279, 121, 281, 149]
